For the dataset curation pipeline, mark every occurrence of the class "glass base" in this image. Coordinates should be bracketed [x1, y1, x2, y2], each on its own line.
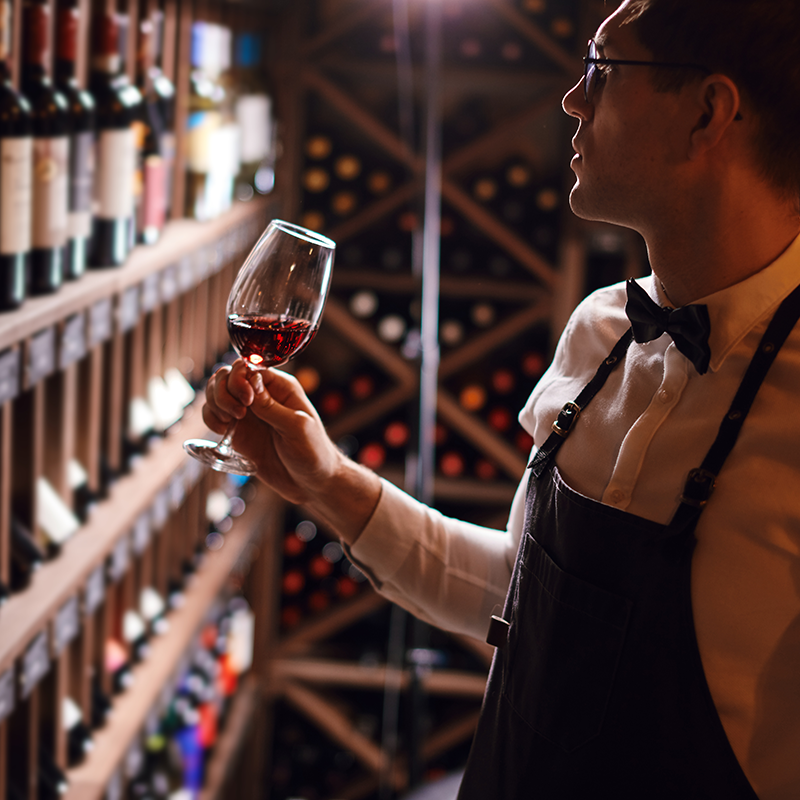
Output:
[183, 438, 258, 476]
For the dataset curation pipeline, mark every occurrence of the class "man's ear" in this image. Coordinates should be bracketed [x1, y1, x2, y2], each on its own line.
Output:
[688, 75, 742, 159]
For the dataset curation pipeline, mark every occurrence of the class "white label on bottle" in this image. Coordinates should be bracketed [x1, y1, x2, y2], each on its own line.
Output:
[186, 109, 221, 173]
[0, 137, 32, 255]
[69, 130, 94, 239]
[161, 130, 175, 210]
[32, 136, 69, 249]
[236, 94, 272, 164]
[0, 668, 15, 723]
[95, 128, 135, 219]
[36, 476, 80, 545]
[228, 603, 255, 674]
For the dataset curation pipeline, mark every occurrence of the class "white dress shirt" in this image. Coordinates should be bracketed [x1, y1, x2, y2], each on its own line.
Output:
[349, 233, 800, 799]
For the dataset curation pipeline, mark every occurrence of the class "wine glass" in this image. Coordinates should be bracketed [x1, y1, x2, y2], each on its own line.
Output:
[183, 219, 335, 475]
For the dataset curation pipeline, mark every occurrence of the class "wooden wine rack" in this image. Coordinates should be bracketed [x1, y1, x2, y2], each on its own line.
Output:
[0, 0, 287, 794]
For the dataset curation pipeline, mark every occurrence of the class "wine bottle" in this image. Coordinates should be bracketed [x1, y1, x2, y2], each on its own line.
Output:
[105, 636, 135, 693]
[135, 17, 166, 245]
[150, 10, 175, 219]
[89, 10, 140, 267]
[0, 0, 32, 311]
[10, 515, 44, 591]
[230, 31, 274, 200]
[64, 696, 94, 767]
[54, 1, 95, 281]
[21, 0, 70, 295]
[439, 449, 466, 478]
[91, 674, 112, 728]
[185, 22, 235, 221]
[38, 744, 70, 798]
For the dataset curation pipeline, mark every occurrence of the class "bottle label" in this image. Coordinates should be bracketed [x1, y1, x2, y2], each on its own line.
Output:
[69, 130, 94, 239]
[143, 154, 166, 230]
[0, 137, 33, 255]
[161, 130, 175, 213]
[32, 136, 69, 249]
[235, 94, 271, 164]
[186, 109, 221, 173]
[95, 127, 135, 219]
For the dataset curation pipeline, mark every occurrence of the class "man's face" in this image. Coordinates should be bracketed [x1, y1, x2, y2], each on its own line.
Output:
[562, 2, 691, 233]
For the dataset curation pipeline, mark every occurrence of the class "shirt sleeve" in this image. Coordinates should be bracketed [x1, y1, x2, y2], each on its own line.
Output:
[345, 475, 529, 642]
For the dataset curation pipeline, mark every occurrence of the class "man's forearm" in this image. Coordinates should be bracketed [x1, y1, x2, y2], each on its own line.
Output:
[292, 455, 383, 546]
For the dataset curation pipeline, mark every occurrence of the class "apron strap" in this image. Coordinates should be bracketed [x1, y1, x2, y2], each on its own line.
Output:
[671, 281, 800, 531]
[529, 328, 634, 478]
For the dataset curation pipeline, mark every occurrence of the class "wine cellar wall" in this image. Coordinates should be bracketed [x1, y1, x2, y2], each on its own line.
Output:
[0, 0, 280, 794]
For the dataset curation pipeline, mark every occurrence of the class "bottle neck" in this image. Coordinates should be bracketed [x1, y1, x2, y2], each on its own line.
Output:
[0, 0, 11, 64]
[55, 6, 79, 81]
[22, 2, 51, 73]
[92, 12, 121, 77]
[54, 58, 77, 82]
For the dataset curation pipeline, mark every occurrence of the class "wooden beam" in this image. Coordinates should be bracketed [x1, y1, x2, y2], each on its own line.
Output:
[302, 65, 423, 172]
[441, 178, 559, 288]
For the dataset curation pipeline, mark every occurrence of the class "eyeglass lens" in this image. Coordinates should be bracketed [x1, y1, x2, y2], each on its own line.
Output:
[584, 40, 598, 102]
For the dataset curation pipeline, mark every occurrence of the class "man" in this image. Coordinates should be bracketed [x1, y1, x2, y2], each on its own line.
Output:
[203, 0, 800, 796]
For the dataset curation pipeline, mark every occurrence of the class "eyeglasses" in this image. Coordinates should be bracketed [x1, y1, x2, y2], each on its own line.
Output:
[583, 38, 711, 103]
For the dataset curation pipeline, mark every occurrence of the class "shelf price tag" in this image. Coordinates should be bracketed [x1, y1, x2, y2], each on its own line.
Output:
[59, 313, 87, 370]
[89, 297, 114, 347]
[0, 348, 20, 405]
[151, 488, 170, 530]
[118, 286, 140, 334]
[105, 768, 123, 800]
[84, 564, 105, 616]
[161, 265, 178, 303]
[20, 630, 50, 699]
[169, 470, 185, 510]
[108, 535, 131, 583]
[178, 255, 195, 293]
[0, 667, 15, 723]
[125, 738, 144, 779]
[141, 273, 161, 314]
[26, 327, 56, 388]
[53, 595, 80, 656]
[131, 512, 151, 555]
[193, 247, 210, 283]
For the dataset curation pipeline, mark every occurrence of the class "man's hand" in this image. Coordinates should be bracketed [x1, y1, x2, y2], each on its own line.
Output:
[202, 359, 381, 542]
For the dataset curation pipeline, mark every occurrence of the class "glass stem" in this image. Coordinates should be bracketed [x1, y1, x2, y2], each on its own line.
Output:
[215, 421, 238, 456]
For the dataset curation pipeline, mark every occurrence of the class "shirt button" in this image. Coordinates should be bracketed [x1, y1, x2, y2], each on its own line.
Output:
[610, 489, 627, 505]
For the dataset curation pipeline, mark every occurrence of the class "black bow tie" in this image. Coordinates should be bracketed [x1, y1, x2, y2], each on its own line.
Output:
[625, 279, 712, 375]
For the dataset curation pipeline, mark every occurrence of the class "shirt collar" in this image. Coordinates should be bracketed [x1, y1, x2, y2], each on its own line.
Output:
[647, 232, 800, 373]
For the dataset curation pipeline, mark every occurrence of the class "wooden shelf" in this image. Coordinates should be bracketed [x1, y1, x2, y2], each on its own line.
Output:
[0, 404, 213, 675]
[63, 485, 275, 800]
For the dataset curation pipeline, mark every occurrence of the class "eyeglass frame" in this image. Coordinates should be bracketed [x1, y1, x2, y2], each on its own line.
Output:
[583, 38, 743, 120]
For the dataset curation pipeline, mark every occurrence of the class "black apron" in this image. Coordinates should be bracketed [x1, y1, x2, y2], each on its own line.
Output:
[458, 284, 800, 799]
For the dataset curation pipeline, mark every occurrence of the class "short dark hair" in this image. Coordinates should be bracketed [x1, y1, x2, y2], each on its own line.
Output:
[621, 0, 800, 205]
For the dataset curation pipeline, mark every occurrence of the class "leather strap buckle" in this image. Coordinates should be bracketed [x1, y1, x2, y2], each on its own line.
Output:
[551, 402, 581, 438]
[680, 468, 717, 507]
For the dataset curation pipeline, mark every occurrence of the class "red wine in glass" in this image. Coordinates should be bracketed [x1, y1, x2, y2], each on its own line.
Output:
[183, 220, 335, 475]
[227, 314, 319, 367]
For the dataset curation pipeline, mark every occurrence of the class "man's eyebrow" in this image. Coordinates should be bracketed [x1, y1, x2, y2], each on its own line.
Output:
[594, 31, 609, 51]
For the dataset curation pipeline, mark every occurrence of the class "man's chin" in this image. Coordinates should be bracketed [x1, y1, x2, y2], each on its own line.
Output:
[567, 184, 599, 221]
